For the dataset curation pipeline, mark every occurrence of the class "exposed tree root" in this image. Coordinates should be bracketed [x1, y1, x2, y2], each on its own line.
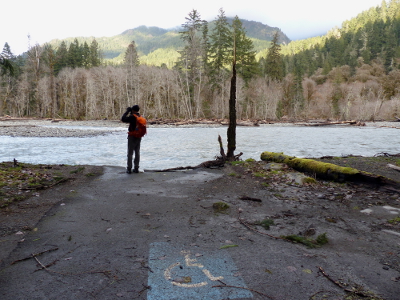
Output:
[144, 135, 242, 172]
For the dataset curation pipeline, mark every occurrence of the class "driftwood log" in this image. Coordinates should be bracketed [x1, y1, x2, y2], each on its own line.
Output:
[261, 151, 400, 189]
[388, 164, 400, 172]
[296, 120, 365, 126]
[147, 118, 259, 127]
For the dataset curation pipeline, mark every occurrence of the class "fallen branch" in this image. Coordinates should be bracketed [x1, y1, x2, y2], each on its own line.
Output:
[11, 247, 59, 265]
[34, 257, 60, 272]
[33, 255, 111, 276]
[144, 135, 243, 172]
[144, 159, 226, 172]
[318, 266, 381, 298]
[239, 196, 262, 202]
[34, 256, 50, 272]
[237, 209, 286, 240]
[387, 164, 400, 172]
[297, 120, 358, 126]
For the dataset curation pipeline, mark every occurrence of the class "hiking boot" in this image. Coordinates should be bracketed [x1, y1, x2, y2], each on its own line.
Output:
[126, 168, 132, 174]
[133, 168, 139, 173]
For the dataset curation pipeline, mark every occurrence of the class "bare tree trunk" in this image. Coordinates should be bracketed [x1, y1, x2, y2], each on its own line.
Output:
[227, 58, 237, 158]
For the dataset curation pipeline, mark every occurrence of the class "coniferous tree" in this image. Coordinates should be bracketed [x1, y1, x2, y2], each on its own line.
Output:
[264, 31, 284, 81]
[55, 41, 68, 74]
[82, 41, 91, 68]
[231, 16, 259, 83]
[67, 38, 83, 68]
[208, 8, 232, 89]
[0, 43, 14, 76]
[124, 41, 139, 68]
[89, 39, 101, 67]
[124, 41, 140, 104]
[1, 43, 14, 61]
[383, 21, 396, 73]
[177, 9, 208, 118]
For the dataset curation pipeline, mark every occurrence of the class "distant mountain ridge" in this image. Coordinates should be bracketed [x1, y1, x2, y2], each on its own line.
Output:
[48, 19, 291, 63]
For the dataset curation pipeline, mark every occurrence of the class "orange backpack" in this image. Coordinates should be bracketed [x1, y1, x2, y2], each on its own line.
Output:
[128, 115, 147, 138]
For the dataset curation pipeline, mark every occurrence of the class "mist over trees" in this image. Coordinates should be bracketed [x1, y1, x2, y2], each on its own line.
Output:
[1, 1, 400, 121]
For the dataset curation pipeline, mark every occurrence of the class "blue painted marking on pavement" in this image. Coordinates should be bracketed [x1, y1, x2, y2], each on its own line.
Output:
[147, 242, 253, 300]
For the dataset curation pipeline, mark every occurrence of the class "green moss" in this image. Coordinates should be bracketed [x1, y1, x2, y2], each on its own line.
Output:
[213, 201, 230, 212]
[303, 177, 317, 184]
[282, 233, 329, 248]
[388, 217, 400, 224]
[230, 161, 245, 166]
[255, 218, 275, 230]
[260, 152, 294, 162]
[245, 158, 256, 162]
[261, 151, 361, 182]
[316, 233, 329, 245]
[253, 172, 266, 177]
[220, 244, 238, 249]
[70, 166, 85, 174]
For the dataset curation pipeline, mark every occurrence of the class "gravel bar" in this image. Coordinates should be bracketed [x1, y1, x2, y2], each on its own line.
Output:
[0, 118, 399, 138]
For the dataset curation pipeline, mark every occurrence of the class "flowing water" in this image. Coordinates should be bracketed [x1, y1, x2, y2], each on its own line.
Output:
[1, 125, 399, 170]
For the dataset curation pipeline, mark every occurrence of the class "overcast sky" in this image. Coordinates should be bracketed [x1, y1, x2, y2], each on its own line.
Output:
[2, 0, 384, 55]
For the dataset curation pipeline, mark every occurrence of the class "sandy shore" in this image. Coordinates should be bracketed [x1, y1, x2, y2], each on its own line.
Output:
[0, 117, 399, 137]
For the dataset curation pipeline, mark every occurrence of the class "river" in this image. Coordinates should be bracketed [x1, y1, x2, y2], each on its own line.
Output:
[1, 125, 399, 170]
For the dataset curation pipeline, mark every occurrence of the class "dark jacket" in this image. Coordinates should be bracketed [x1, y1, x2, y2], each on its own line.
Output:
[121, 111, 140, 132]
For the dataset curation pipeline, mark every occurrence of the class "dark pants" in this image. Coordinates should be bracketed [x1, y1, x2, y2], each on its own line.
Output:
[127, 136, 141, 171]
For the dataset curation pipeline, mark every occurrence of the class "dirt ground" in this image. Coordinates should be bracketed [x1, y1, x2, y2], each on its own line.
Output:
[0, 164, 104, 263]
[0, 157, 400, 299]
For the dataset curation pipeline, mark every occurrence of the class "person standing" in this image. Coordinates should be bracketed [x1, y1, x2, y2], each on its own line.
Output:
[121, 105, 146, 173]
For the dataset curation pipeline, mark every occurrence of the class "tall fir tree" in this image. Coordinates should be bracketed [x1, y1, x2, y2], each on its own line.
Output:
[124, 41, 139, 68]
[0, 43, 15, 76]
[89, 39, 101, 67]
[82, 41, 91, 68]
[67, 38, 83, 68]
[177, 9, 208, 118]
[208, 8, 232, 88]
[231, 16, 259, 83]
[264, 31, 284, 81]
[124, 41, 140, 104]
[55, 41, 68, 74]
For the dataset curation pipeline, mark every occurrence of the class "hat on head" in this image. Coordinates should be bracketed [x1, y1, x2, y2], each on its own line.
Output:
[132, 105, 140, 112]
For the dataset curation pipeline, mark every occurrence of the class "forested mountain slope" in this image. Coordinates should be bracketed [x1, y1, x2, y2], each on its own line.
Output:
[282, 0, 400, 77]
[48, 19, 290, 65]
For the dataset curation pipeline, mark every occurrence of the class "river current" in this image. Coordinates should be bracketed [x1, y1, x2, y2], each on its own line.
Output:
[1, 125, 399, 170]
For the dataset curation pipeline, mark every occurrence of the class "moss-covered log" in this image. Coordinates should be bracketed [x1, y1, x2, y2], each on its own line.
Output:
[260, 151, 398, 187]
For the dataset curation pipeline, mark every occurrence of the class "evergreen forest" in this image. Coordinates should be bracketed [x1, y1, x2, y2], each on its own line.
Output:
[1, 1, 400, 122]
